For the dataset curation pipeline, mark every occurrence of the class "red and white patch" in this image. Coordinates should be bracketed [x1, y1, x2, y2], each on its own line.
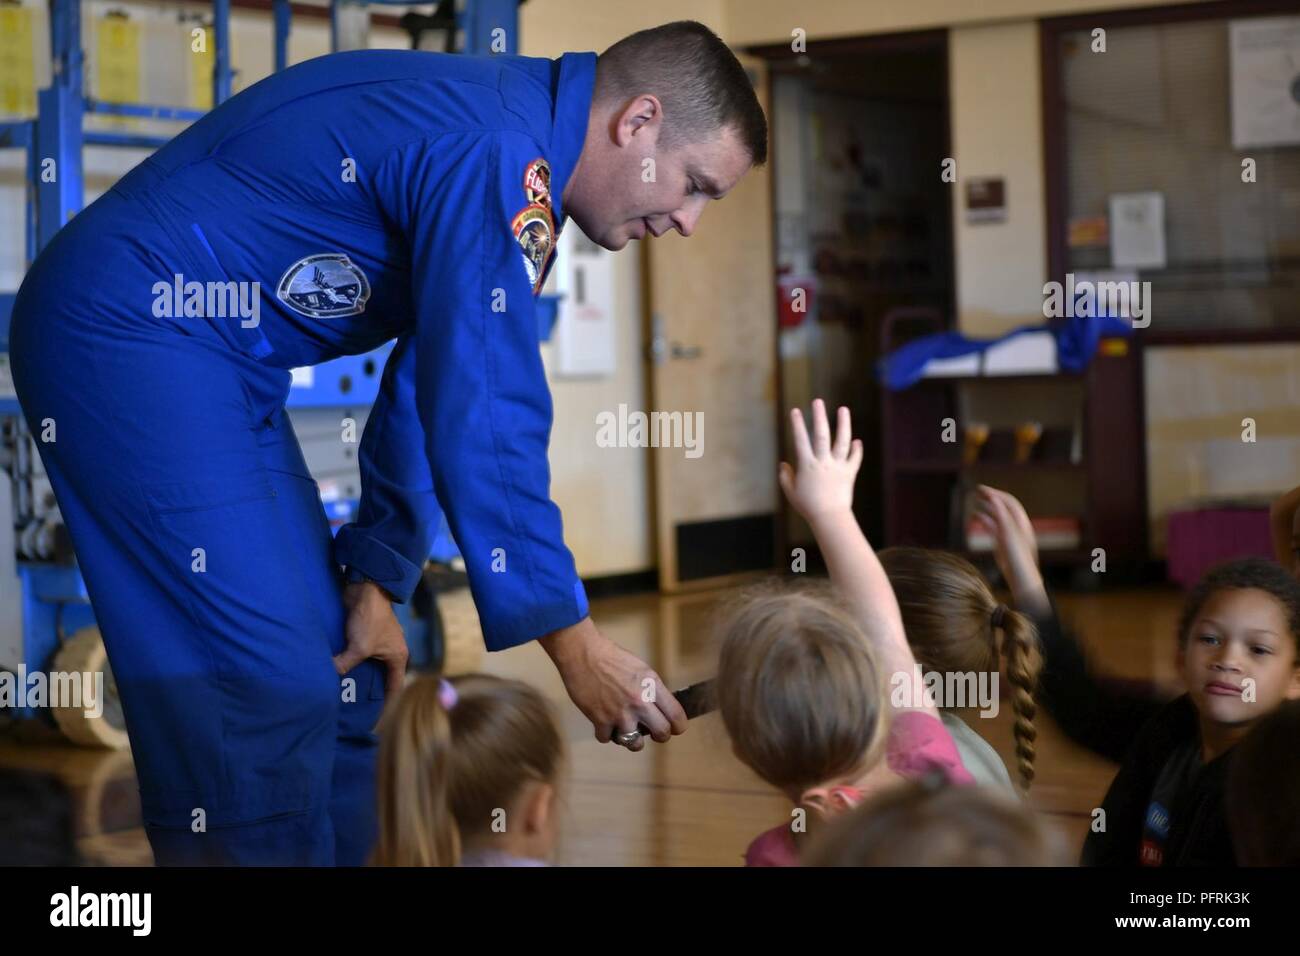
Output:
[523, 157, 551, 208]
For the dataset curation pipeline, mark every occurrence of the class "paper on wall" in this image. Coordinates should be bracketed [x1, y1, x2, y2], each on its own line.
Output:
[1230, 17, 1300, 149]
[1109, 192, 1166, 270]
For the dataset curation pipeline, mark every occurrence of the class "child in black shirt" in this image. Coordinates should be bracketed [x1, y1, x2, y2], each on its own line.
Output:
[972, 485, 1300, 866]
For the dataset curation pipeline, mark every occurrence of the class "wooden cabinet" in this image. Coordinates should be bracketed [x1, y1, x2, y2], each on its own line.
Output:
[879, 309, 1148, 574]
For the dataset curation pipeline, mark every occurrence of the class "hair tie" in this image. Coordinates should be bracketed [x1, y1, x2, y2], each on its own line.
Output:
[438, 678, 458, 711]
[990, 604, 1008, 629]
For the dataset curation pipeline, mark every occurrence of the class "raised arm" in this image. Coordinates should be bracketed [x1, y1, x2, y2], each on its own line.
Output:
[973, 484, 1164, 761]
[780, 399, 937, 718]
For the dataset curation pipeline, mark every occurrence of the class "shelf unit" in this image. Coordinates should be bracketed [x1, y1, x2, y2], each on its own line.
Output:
[879, 307, 1148, 572]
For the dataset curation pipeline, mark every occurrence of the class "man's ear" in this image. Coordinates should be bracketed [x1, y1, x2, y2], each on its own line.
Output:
[613, 94, 663, 148]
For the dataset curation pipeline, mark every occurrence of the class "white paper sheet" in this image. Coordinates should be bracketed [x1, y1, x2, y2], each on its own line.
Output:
[1230, 17, 1300, 149]
[1109, 192, 1166, 270]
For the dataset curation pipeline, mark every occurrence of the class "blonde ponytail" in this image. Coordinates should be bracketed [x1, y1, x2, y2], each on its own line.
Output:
[372, 676, 461, 866]
[372, 674, 563, 867]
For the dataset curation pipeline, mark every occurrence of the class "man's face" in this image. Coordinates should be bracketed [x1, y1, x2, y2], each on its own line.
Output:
[564, 96, 754, 251]
[1178, 587, 1300, 728]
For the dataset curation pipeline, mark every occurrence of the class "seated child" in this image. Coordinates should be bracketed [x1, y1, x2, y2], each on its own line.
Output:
[974, 484, 1300, 866]
[372, 673, 563, 866]
[718, 399, 973, 867]
[802, 774, 1067, 866]
[879, 546, 1042, 792]
[1226, 699, 1300, 866]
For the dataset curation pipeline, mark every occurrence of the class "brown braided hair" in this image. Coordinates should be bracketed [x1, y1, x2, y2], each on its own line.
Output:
[879, 547, 1043, 791]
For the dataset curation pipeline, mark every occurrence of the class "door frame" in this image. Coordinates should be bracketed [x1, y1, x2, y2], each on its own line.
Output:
[744, 28, 956, 558]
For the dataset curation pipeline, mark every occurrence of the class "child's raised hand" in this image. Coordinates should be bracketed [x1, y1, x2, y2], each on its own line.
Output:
[779, 399, 863, 523]
[972, 485, 1048, 615]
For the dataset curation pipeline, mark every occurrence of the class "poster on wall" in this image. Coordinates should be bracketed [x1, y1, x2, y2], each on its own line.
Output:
[0, 4, 35, 118]
[1229, 16, 1300, 149]
[1109, 192, 1166, 270]
[964, 178, 1006, 224]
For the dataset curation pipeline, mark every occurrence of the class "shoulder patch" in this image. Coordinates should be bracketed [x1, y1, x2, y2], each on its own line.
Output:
[523, 157, 551, 208]
[276, 254, 370, 318]
[512, 203, 554, 294]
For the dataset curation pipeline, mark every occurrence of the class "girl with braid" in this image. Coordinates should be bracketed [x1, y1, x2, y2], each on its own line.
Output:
[880, 547, 1042, 793]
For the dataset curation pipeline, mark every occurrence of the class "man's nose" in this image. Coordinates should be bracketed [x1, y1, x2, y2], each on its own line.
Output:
[671, 200, 706, 237]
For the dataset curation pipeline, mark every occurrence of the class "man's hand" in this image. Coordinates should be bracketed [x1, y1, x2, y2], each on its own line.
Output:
[336, 579, 409, 700]
[539, 617, 687, 751]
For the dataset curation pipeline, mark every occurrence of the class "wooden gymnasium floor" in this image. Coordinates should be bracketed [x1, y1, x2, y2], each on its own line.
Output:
[0, 585, 1187, 866]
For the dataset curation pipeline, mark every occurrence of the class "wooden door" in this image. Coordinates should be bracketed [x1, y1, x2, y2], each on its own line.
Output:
[645, 55, 778, 592]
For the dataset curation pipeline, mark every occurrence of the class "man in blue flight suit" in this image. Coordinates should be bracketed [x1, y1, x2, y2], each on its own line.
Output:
[9, 20, 766, 865]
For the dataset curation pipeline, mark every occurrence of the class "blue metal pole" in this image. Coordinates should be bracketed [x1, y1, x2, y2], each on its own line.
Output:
[49, 0, 84, 96]
[212, 0, 232, 104]
[85, 100, 206, 122]
[459, 0, 518, 56]
[37, 0, 84, 252]
[273, 0, 291, 72]
[83, 131, 174, 149]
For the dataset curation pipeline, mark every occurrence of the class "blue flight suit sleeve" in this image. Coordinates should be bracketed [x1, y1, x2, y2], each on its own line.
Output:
[367, 129, 589, 650]
[333, 333, 440, 602]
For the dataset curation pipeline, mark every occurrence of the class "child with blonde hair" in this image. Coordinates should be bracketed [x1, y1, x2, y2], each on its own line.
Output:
[803, 775, 1067, 867]
[372, 674, 563, 866]
[717, 399, 973, 866]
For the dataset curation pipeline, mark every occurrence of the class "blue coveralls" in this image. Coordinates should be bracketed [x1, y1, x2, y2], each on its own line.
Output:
[9, 49, 594, 865]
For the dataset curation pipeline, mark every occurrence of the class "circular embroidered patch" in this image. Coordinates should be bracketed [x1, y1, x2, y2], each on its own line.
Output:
[276, 253, 371, 318]
[512, 203, 554, 293]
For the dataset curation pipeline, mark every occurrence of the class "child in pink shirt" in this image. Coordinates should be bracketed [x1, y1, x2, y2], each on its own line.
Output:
[715, 400, 973, 867]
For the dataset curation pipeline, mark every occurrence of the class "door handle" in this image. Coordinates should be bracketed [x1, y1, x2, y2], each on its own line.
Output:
[647, 313, 702, 363]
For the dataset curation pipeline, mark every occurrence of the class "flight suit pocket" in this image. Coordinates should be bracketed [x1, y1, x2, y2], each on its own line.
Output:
[145, 472, 277, 515]
[185, 221, 277, 362]
[143, 472, 320, 680]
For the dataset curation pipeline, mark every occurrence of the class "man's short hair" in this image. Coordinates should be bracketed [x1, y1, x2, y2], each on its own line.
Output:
[596, 21, 768, 165]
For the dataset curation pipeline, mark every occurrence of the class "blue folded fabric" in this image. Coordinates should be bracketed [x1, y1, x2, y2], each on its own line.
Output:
[879, 314, 1133, 390]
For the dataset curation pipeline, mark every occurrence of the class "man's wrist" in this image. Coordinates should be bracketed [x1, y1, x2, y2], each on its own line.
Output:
[539, 616, 595, 666]
[343, 574, 395, 608]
